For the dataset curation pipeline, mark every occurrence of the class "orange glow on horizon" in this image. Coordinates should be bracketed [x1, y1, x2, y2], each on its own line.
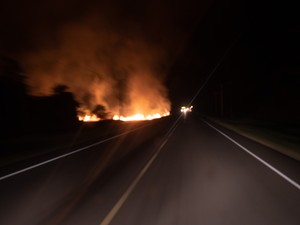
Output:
[78, 112, 170, 122]
[113, 112, 170, 121]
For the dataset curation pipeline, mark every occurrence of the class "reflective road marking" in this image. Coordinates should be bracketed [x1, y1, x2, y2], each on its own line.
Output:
[203, 120, 300, 191]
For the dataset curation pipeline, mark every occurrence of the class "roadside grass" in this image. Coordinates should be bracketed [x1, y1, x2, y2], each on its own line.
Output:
[0, 132, 75, 167]
[0, 120, 141, 167]
[208, 117, 300, 161]
[0, 117, 173, 168]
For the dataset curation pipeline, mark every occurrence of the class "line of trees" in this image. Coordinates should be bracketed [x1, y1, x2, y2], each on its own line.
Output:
[0, 56, 79, 138]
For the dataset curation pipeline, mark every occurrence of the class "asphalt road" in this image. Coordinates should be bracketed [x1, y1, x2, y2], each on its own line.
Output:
[0, 115, 299, 225]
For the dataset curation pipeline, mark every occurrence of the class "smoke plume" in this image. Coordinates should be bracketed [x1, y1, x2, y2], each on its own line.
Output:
[17, 0, 204, 117]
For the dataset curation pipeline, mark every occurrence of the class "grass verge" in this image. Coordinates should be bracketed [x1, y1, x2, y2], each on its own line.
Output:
[208, 117, 300, 161]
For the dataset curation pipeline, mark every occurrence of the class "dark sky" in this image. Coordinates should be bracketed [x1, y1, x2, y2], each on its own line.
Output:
[0, 0, 210, 56]
[166, 0, 300, 122]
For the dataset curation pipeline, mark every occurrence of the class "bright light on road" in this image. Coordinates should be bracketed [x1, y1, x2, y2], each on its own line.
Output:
[180, 106, 193, 113]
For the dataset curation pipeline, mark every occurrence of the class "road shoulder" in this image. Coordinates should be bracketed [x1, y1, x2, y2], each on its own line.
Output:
[206, 117, 300, 161]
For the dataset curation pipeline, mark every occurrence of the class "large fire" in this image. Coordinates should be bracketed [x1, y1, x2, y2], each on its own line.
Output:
[78, 112, 170, 122]
[113, 112, 170, 121]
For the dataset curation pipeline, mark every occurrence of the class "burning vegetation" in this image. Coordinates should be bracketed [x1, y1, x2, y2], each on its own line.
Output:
[20, 12, 173, 122]
[14, 0, 204, 122]
[0, 0, 213, 126]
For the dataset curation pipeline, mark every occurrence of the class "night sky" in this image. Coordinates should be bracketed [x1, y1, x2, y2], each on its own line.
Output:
[0, 0, 299, 123]
[0, 0, 208, 56]
[167, 0, 300, 123]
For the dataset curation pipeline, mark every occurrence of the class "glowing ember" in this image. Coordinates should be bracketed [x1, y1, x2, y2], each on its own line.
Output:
[113, 112, 170, 121]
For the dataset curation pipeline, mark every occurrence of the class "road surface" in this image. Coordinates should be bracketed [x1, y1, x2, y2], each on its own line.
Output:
[0, 115, 299, 225]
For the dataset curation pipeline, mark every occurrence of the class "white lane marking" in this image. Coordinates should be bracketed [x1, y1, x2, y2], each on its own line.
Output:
[99, 119, 180, 225]
[0, 125, 150, 181]
[203, 120, 300, 191]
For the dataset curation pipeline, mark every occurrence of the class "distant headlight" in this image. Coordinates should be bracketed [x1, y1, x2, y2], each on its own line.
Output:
[180, 106, 193, 113]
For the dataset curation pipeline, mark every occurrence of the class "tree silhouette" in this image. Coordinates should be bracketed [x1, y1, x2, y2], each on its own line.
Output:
[92, 104, 107, 119]
[26, 84, 80, 133]
[50, 84, 79, 128]
[0, 56, 28, 138]
[52, 84, 69, 95]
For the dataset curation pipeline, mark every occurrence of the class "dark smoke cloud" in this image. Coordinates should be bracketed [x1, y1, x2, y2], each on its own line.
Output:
[0, 0, 210, 117]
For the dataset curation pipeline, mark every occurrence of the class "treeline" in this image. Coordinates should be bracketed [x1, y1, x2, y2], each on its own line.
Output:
[0, 56, 79, 138]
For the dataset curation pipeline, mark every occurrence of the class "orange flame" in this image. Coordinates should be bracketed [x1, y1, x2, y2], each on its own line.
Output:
[77, 107, 101, 122]
[78, 114, 100, 122]
[113, 112, 170, 121]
